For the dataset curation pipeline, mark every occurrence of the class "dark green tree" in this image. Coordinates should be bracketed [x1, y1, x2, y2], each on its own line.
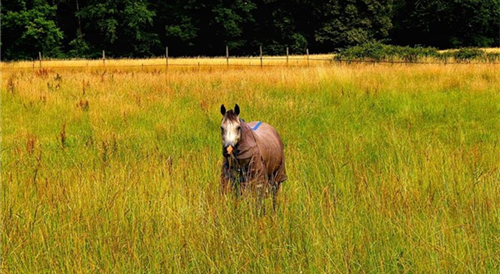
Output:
[76, 0, 160, 57]
[252, 0, 392, 54]
[155, 0, 257, 56]
[54, 0, 91, 57]
[253, 0, 311, 54]
[2, 0, 64, 60]
[391, 0, 500, 48]
[313, 0, 393, 51]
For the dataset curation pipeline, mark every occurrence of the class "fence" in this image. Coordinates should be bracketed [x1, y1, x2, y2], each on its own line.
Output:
[2, 46, 499, 71]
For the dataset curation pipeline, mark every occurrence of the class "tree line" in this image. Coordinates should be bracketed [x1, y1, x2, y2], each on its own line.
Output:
[2, 0, 499, 60]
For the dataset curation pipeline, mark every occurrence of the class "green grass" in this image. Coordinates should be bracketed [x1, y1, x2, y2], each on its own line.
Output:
[2, 63, 499, 272]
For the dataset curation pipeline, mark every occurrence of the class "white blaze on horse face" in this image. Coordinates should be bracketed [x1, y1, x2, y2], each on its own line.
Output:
[221, 119, 241, 147]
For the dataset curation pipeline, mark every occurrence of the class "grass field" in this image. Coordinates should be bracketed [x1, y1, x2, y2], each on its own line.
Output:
[0, 54, 334, 70]
[1, 60, 499, 272]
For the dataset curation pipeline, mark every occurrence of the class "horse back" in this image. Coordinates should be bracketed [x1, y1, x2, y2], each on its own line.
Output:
[247, 121, 287, 183]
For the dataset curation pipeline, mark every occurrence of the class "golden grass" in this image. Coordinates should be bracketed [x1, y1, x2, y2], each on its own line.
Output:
[1, 60, 499, 272]
[0, 54, 334, 70]
[438, 47, 500, 53]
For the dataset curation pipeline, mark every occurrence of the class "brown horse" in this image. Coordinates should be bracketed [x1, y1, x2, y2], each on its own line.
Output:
[220, 104, 287, 206]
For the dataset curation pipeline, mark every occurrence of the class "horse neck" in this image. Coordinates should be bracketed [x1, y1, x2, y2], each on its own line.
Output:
[239, 121, 254, 142]
[233, 121, 255, 162]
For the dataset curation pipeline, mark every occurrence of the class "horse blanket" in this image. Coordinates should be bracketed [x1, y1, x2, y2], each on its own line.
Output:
[222, 120, 287, 191]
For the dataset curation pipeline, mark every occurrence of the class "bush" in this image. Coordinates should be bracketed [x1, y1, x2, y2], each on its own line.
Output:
[337, 43, 495, 63]
[486, 52, 500, 63]
[335, 41, 387, 61]
[452, 48, 486, 62]
[337, 42, 439, 63]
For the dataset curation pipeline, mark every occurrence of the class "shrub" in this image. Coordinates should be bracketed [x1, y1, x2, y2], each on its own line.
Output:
[452, 48, 486, 62]
[337, 42, 439, 63]
[486, 52, 500, 63]
[337, 43, 497, 63]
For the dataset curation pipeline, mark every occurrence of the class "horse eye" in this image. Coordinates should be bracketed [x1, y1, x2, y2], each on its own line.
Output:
[237, 126, 241, 131]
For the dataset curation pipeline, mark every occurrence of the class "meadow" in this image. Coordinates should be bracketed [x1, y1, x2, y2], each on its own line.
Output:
[1, 59, 499, 272]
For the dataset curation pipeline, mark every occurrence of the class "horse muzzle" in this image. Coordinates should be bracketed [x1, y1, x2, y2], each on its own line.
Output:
[222, 145, 236, 157]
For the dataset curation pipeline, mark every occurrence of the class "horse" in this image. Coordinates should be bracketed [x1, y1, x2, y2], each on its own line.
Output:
[219, 104, 287, 208]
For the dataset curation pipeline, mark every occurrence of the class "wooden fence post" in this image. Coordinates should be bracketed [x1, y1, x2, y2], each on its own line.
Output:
[39, 52, 42, 68]
[306, 49, 310, 67]
[166, 46, 169, 68]
[102, 50, 106, 66]
[260, 46, 263, 68]
[286, 47, 289, 66]
[226, 46, 229, 67]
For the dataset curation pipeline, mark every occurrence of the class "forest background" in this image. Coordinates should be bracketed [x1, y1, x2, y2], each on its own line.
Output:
[2, 0, 499, 60]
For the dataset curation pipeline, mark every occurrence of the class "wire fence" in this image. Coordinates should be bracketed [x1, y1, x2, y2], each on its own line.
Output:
[2, 47, 499, 71]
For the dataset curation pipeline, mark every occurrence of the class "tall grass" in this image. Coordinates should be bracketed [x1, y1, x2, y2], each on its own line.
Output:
[0, 54, 334, 70]
[1, 62, 499, 272]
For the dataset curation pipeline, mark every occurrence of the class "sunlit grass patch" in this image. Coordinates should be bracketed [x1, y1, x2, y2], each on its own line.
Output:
[2, 61, 499, 272]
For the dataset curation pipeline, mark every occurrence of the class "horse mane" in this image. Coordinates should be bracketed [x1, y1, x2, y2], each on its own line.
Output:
[223, 110, 239, 122]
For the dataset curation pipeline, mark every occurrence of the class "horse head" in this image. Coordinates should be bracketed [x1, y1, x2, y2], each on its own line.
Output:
[220, 104, 241, 157]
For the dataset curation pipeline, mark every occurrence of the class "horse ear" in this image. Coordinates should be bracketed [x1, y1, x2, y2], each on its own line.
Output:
[220, 105, 226, 116]
[234, 104, 240, 115]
